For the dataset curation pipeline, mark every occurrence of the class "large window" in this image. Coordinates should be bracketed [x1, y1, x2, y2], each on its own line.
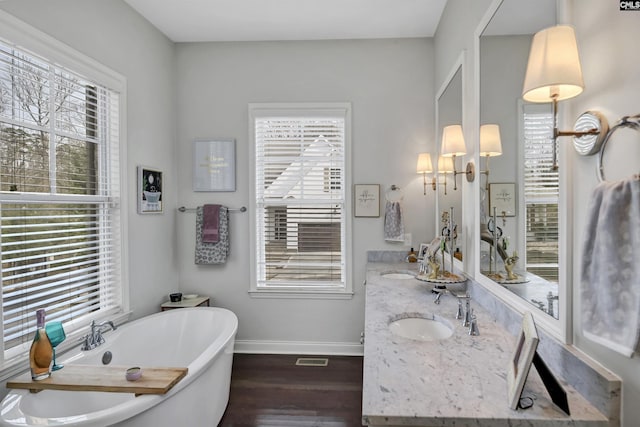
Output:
[0, 17, 125, 365]
[522, 104, 558, 282]
[249, 104, 351, 296]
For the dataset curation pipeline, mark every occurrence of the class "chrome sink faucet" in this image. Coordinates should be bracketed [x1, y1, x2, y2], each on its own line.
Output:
[81, 320, 117, 351]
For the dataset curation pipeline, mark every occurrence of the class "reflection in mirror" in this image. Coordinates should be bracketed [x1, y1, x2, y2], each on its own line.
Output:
[479, 0, 559, 319]
[436, 63, 463, 265]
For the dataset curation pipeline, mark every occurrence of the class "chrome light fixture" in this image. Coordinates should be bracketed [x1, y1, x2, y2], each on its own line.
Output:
[416, 152, 435, 195]
[522, 25, 608, 170]
[480, 124, 503, 190]
[440, 124, 474, 190]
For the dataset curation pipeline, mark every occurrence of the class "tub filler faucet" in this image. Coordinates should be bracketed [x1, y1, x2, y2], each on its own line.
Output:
[81, 320, 117, 351]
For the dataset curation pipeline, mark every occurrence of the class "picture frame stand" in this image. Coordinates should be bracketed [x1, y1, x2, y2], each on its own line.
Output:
[532, 351, 570, 415]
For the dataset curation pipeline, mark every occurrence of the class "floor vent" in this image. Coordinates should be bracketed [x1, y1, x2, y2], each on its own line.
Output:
[295, 357, 329, 367]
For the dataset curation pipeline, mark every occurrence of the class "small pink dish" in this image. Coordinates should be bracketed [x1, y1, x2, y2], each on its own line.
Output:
[125, 367, 142, 381]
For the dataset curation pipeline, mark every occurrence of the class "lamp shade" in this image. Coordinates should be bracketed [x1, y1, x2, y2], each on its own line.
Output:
[480, 124, 503, 157]
[440, 124, 466, 157]
[416, 152, 433, 174]
[438, 156, 454, 173]
[522, 25, 584, 103]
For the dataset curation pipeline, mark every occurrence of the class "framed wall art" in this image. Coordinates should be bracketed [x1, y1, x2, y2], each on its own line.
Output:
[489, 182, 516, 217]
[354, 184, 380, 217]
[193, 139, 236, 192]
[137, 166, 163, 214]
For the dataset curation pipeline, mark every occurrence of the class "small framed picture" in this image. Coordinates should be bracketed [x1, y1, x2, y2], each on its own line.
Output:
[137, 166, 163, 214]
[418, 243, 429, 260]
[489, 182, 516, 217]
[354, 184, 380, 217]
[507, 312, 539, 410]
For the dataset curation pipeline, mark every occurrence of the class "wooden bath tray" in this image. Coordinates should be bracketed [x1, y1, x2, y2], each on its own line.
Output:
[6, 365, 188, 395]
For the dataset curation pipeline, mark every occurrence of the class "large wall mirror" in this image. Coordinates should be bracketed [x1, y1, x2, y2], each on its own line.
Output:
[436, 54, 464, 268]
[476, 0, 566, 335]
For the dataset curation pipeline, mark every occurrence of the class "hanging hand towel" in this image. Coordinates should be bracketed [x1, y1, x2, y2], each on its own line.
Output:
[581, 175, 640, 357]
[195, 206, 229, 264]
[384, 201, 405, 242]
[202, 204, 220, 243]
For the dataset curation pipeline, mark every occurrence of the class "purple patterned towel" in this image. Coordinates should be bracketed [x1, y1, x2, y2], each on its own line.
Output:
[202, 204, 220, 243]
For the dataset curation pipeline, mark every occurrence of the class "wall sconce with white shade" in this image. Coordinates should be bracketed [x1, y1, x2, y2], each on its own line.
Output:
[437, 155, 454, 195]
[522, 25, 608, 170]
[479, 124, 503, 190]
[440, 124, 475, 190]
[416, 152, 435, 195]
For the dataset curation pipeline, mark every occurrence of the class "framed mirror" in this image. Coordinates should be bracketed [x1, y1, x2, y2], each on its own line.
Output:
[435, 53, 464, 270]
[475, 0, 568, 340]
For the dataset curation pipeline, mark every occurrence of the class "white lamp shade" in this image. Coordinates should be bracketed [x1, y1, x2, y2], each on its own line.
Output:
[522, 25, 584, 103]
[438, 156, 454, 174]
[440, 124, 466, 157]
[480, 124, 503, 157]
[416, 152, 433, 174]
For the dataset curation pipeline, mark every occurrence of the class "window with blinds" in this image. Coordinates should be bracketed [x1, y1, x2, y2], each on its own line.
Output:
[251, 105, 350, 293]
[0, 35, 123, 359]
[522, 104, 558, 282]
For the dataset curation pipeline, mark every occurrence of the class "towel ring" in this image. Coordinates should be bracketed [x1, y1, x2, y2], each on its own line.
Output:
[597, 114, 640, 182]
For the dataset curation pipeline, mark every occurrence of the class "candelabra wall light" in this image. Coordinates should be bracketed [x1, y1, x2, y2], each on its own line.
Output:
[440, 124, 475, 190]
[522, 25, 608, 169]
[437, 155, 454, 195]
[479, 124, 503, 190]
[416, 152, 435, 195]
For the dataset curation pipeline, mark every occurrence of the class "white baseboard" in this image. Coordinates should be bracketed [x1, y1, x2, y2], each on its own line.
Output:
[234, 340, 363, 356]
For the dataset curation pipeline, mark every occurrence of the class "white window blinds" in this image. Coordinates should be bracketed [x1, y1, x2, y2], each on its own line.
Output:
[0, 37, 123, 358]
[253, 110, 347, 290]
[523, 104, 558, 282]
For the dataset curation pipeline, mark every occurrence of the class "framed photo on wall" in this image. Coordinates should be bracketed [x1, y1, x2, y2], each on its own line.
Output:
[489, 182, 516, 217]
[354, 184, 380, 217]
[137, 166, 163, 214]
[193, 139, 236, 192]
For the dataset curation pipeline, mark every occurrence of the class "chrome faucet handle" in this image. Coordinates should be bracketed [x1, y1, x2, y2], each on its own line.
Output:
[462, 299, 471, 327]
[468, 309, 479, 336]
[455, 299, 463, 320]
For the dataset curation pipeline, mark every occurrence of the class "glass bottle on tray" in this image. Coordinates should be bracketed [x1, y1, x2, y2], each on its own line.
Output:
[29, 309, 53, 380]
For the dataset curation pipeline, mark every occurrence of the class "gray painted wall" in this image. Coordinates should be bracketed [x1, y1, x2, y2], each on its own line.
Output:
[174, 38, 435, 348]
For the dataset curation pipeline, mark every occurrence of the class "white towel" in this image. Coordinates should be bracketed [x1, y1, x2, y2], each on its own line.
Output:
[384, 201, 405, 242]
[581, 176, 640, 357]
[195, 206, 229, 264]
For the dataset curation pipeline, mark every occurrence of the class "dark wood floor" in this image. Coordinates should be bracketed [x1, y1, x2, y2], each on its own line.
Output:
[219, 354, 364, 427]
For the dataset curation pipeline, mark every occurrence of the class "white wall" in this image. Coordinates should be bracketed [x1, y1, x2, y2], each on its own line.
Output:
[0, 0, 178, 318]
[570, 2, 640, 425]
[175, 39, 434, 350]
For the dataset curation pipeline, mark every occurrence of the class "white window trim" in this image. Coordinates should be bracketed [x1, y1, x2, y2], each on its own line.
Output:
[0, 10, 130, 377]
[248, 103, 353, 299]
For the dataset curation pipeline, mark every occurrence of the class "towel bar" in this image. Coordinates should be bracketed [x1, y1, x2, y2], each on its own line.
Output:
[178, 206, 247, 213]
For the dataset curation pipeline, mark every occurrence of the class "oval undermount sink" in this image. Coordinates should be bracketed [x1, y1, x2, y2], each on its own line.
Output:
[381, 271, 415, 280]
[389, 317, 453, 341]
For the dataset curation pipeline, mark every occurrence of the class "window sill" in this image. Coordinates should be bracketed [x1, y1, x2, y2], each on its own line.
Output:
[248, 289, 354, 300]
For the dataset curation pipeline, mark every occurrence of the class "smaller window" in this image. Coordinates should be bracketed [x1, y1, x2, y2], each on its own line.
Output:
[249, 103, 352, 297]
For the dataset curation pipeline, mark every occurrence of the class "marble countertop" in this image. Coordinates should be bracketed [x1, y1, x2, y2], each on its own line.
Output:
[362, 262, 609, 427]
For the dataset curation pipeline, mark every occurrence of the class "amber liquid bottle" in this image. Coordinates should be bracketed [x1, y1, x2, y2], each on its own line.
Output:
[29, 309, 53, 380]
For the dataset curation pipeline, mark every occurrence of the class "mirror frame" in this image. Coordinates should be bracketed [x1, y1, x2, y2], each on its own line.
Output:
[472, 0, 570, 343]
[435, 51, 465, 273]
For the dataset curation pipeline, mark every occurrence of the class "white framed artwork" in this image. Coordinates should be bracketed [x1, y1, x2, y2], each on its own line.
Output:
[193, 139, 236, 192]
[354, 184, 380, 217]
[489, 182, 516, 217]
[137, 166, 163, 214]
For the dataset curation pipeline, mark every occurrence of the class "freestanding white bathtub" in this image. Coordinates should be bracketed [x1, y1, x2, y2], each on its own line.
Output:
[0, 307, 238, 427]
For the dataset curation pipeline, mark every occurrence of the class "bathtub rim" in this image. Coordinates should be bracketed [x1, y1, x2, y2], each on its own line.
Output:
[0, 307, 238, 427]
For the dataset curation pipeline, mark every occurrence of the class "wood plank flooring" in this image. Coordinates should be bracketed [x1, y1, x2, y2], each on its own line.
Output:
[218, 354, 364, 427]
